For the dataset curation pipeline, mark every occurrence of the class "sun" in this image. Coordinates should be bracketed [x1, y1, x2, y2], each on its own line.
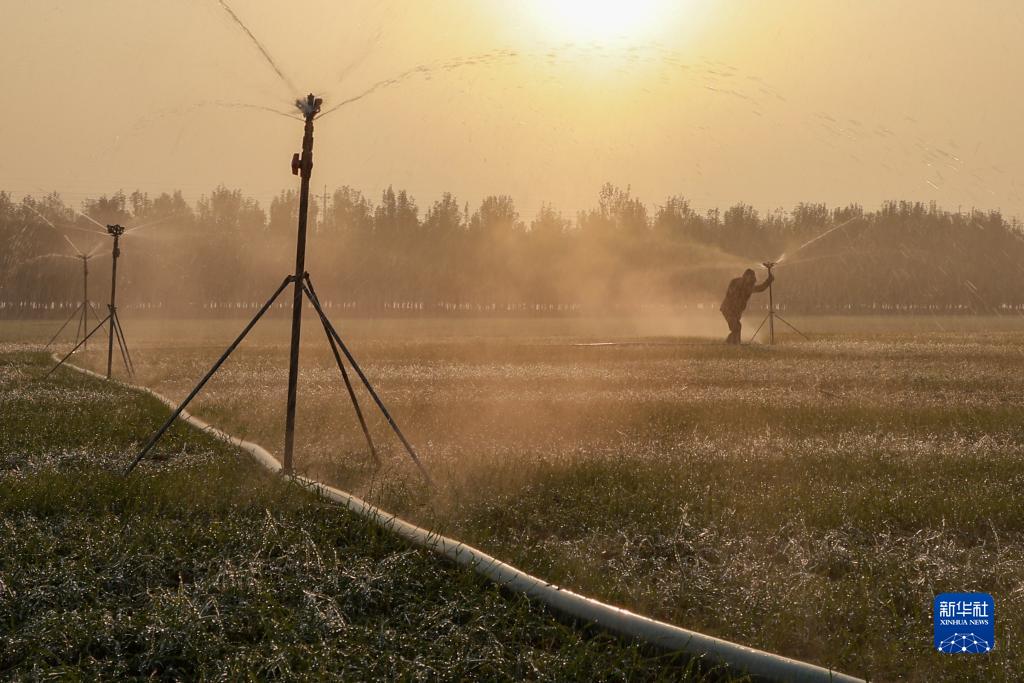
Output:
[529, 0, 672, 42]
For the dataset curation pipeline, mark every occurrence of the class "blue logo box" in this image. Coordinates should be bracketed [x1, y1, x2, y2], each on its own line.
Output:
[934, 593, 994, 654]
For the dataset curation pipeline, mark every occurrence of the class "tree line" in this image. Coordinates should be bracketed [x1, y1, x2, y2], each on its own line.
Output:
[2, 184, 1023, 316]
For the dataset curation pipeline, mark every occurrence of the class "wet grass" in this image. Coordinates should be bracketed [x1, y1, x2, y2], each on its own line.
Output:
[9, 315, 1024, 681]
[0, 350, 720, 681]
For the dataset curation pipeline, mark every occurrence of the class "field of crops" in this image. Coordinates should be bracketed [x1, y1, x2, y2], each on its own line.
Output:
[6, 314, 1024, 681]
[1, 349, 718, 680]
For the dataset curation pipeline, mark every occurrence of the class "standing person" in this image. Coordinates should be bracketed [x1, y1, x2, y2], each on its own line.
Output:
[720, 268, 773, 344]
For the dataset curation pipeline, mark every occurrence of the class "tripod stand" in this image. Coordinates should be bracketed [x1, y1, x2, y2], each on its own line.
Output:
[123, 94, 432, 485]
[748, 262, 809, 344]
[48, 224, 135, 379]
[45, 251, 104, 352]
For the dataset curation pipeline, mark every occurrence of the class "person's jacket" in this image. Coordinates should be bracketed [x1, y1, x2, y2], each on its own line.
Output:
[720, 276, 771, 317]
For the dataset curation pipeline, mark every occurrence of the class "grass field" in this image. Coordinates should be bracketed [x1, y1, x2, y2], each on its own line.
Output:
[0, 350, 715, 680]
[6, 313, 1024, 681]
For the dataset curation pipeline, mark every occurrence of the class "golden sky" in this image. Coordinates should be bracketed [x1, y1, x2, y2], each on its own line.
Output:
[2, 1, 1023, 217]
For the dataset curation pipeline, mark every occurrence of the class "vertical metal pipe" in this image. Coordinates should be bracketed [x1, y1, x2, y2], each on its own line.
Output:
[107, 233, 120, 379]
[83, 257, 89, 350]
[283, 94, 321, 475]
[768, 273, 775, 345]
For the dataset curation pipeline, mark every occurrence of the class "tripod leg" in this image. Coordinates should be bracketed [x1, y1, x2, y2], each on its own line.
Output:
[112, 311, 135, 376]
[74, 305, 84, 347]
[748, 314, 770, 344]
[111, 311, 133, 376]
[79, 303, 89, 349]
[44, 303, 84, 350]
[773, 314, 811, 340]
[46, 315, 111, 379]
[87, 302, 105, 352]
[88, 303, 104, 356]
[303, 277, 433, 487]
[311, 299, 382, 468]
[124, 276, 293, 475]
[118, 319, 135, 375]
[88, 301, 104, 326]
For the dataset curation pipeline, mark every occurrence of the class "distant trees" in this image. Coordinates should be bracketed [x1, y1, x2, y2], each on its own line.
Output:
[328, 187, 373, 235]
[197, 186, 266, 233]
[2, 183, 1023, 316]
[579, 183, 648, 238]
[148, 191, 193, 223]
[83, 192, 132, 226]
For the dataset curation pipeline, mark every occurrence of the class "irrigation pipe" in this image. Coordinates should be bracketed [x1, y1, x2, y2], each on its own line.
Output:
[54, 355, 863, 683]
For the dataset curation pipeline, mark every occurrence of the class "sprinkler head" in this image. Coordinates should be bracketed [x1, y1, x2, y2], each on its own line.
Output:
[762, 261, 777, 270]
[295, 93, 323, 118]
[106, 224, 125, 237]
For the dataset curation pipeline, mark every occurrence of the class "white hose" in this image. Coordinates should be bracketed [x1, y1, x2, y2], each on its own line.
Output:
[57, 357, 864, 683]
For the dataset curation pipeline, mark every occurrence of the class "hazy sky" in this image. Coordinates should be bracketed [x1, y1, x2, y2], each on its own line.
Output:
[2, 1, 1023, 218]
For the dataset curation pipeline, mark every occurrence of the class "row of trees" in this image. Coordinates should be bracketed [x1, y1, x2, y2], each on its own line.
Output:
[2, 184, 1023, 316]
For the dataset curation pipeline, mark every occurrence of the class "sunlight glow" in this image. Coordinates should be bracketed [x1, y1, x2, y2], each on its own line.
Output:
[530, 0, 675, 42]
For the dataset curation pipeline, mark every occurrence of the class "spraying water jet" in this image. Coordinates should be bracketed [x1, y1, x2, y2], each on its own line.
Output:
[743, 217, 867, 343]
[215, 0, 299, 97]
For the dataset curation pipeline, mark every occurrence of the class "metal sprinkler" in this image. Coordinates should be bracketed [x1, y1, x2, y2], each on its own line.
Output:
[125, 93, 433, 487]
[48, 218, 157, 380]
[43, 237, 105, 352]
[748, 261, 809, 344]
[102, 223, 134, 378]
[747, 217, 865, 344]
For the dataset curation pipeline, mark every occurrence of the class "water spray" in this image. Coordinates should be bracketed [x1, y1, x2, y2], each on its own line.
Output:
[125, 92, 432, 485]
[775, 216, 864, 266]
[744, 217, 865, 343]
[216, 0, 298, 97]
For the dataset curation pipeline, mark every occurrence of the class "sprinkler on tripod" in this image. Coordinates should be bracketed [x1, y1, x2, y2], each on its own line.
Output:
[125, 93, 433, 488]
[43, 236, 105, 352]
[48, 215, 167, 380]
[748, 261, 809, 344]
[102, 223, 133, 379]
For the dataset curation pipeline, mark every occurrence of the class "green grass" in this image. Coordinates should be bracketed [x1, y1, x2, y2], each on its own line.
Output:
[8, 315, 1024, 681]
[0, 351, 720, 681]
